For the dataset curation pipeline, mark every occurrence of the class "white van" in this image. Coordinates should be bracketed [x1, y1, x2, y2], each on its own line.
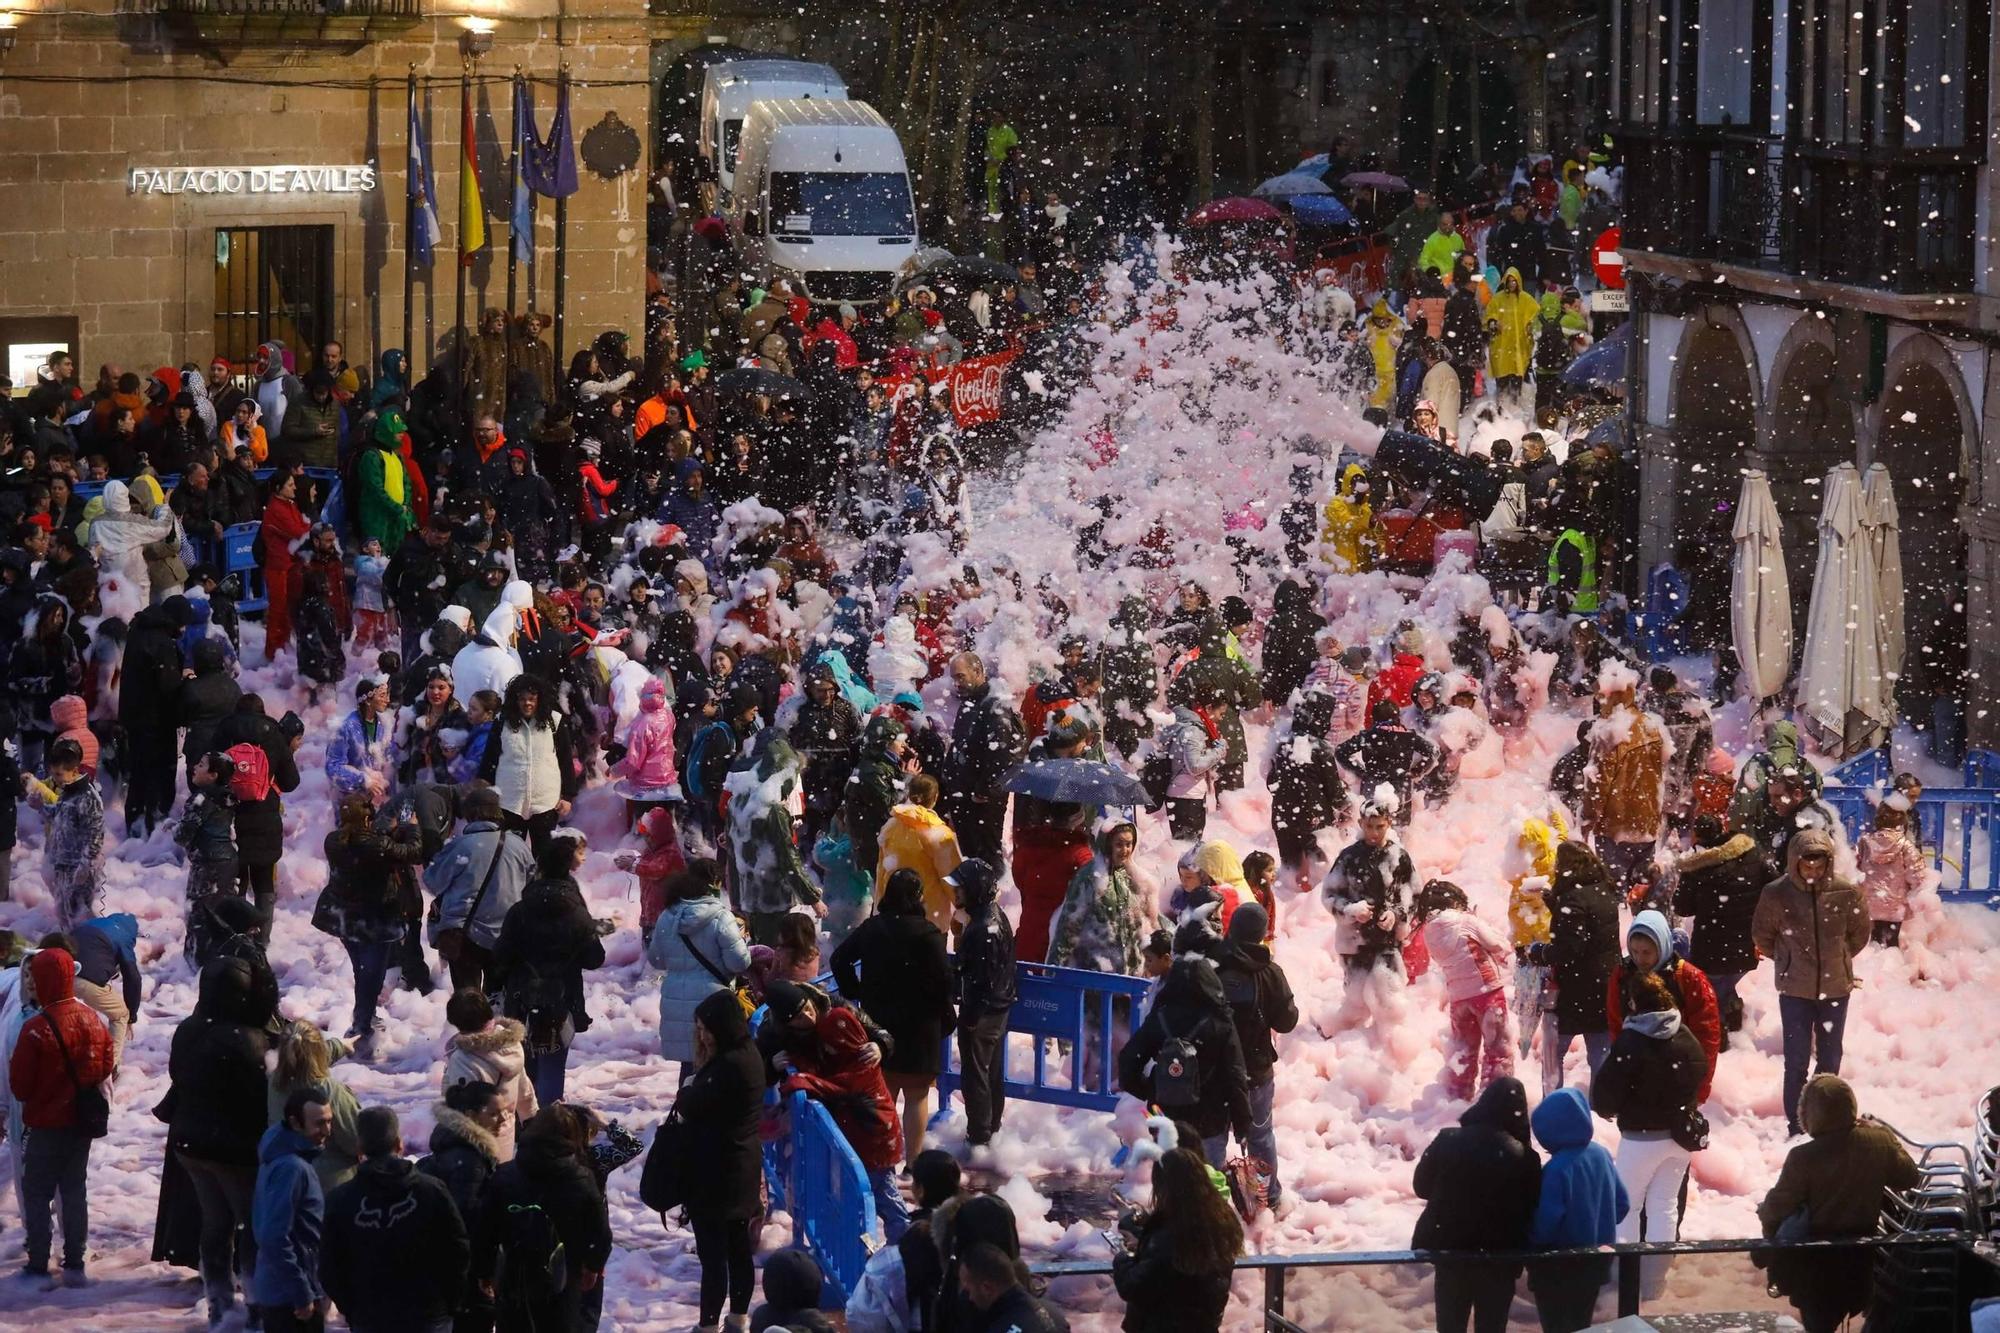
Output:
[698, 58, 846, 206]
[731, 98, 918, 307]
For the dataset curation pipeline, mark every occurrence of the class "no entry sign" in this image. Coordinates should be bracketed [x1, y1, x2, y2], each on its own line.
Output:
[1594, 226, 1626, 290]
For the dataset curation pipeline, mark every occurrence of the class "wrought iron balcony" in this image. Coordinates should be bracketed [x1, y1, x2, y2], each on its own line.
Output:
[160, 0, 423, 50]
[1617, 128, 1978, 296]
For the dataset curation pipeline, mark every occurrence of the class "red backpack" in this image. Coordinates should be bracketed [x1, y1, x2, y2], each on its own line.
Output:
[225, 743, 273, 803]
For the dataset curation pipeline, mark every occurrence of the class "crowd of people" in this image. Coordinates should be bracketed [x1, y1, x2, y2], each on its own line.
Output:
[0, 126, 1953, 1333]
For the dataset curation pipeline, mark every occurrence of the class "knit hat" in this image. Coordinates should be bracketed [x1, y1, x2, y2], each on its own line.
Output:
[838, 302, 858, 321]
[1394, 627, 1425, 657]
[725, 683, 761, 718]
[1227, 901, 1269, 945]
[762, 979, 811, 1025]
[1341, 645, 1373, 673]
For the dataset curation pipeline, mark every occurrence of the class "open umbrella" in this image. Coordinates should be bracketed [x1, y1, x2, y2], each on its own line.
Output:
[1254, 171, 1333, 199]
[1289, 194, 1356, 227]
[1002, 758, 1149, 807]
[1562, 325, 1628, 387]
[1796, 463, 1890, 757]
[715, 366, 804, 400]
[894, 253, 1019, 299]
[1185, 196, 1284, 228]
[1343, 170, 1410, 191]
[1860, 462, 1905, 720]
[1731, 470, 1793, 704]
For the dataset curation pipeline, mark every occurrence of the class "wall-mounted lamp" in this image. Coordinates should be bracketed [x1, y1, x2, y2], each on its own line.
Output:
[0, 12, 21, 56]
[459, 15, 496, 57]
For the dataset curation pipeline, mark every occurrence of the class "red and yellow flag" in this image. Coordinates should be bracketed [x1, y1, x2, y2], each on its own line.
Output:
[459, 82, 487, 266]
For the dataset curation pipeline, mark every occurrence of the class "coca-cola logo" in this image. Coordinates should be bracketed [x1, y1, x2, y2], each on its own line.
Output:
[952, 360, 1005, 421]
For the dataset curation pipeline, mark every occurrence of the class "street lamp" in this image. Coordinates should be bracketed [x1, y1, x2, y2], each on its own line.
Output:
[459, 15, 496, 58]
[0, 11, 21, 57]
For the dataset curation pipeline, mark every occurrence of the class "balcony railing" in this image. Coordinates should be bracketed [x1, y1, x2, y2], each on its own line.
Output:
[1618, 128, 1979, 296]
[160, 0, 423, 48]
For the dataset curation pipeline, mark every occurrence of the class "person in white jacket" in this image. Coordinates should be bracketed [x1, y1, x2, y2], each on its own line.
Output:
[440, 989, 538, 1161]
[451, 603, 523, 703]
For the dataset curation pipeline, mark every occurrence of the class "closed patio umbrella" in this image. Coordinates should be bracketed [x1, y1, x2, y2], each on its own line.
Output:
[1731, 470, 1793, 704]
[1860, 462, 1905, 718]
[1795, 463, 1891, 757]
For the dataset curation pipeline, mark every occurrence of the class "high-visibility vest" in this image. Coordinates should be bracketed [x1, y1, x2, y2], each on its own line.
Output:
[1547, 529, 1599, 612]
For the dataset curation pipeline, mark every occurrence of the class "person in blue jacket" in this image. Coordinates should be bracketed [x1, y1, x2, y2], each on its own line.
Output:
[68, 913, 141, 1065]
[1528, 1086, 1631, 1333]
[250, 1088, 333, 1332]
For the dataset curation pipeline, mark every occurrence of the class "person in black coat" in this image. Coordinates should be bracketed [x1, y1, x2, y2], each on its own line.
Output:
[322, 1106, 471, 1333]
[476, 1105, 613, 1333]
[1111, 1145, 1242, 1333]
[211, 695, 303, 937]
[1259, 578, 1325, 707]
[419, 1080, 507, 1333]
[1212, 902, 1297, 1208]
[831, 868, 956, 1162]
[1671, 815, 1770, 1042]
[1530, 841, 1622, 1085]
[938, 653, 1026, 865]
[177, 637, 241, 784]
[949, 859, 1015, 1149]
[159, 956, 277, 1324]
[1268, 690, 1349, 877]
[387, 517, 468, 664]
[1412, 1077, 1542, 1333]
[1334, 702, 1439, 825]
[488, 835, 608, 1108]
[1118, 959, 1251, 1151]
[1591, 972, 1708, 1260]
[120, 595, 195, 837]
[677, 988, 770, 1331]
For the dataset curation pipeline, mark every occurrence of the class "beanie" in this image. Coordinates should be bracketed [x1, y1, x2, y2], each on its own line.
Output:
[1227, 901, 1269, 945]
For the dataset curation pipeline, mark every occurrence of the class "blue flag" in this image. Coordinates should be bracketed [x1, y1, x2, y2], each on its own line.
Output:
[407, 82, 443, 267]
[510, 76, 534, 262]
[521, 77, 579, 200]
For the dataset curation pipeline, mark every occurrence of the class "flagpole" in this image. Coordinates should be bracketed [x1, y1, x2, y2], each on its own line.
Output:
[454, 63, 470, 424]
[553, 63, 569, 377]
[404, 68, 417, 381]
[506, 68, 522, 323]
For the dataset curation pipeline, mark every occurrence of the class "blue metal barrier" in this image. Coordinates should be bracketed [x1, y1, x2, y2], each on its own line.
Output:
[758, 1086, 876, 1306]
[1826, 750, 2000, 901]
[223, 523, 268, 612]
[934, 962, 1154, 1113]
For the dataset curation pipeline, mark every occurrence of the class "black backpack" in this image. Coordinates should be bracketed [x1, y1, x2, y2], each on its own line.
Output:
[1151, 1016, 1202, 1110]
[507, 959, 571, 1049]
[1139, 747, 1172, 812]
[497, 1201, 568, 1306]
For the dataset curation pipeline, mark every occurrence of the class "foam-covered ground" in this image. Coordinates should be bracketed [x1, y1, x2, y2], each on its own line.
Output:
[3, 240, 1989, 1331]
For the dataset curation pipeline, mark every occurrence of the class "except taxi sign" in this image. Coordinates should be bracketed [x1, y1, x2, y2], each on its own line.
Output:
[1593, 226, 1626, 290]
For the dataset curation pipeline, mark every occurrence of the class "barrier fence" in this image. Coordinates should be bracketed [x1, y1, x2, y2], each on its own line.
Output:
[760, 1088, 876, 1306]
[934, 962, 1154, 1114]
[1826, 748, 2000, 901]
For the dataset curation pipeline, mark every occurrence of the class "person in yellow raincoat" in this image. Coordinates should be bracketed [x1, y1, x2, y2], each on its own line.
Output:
[1364, 300, 1403, 410]
[876, 774, 965, 939]
[1504, 807, 1570, 1095]
[1484, 267, 1542, 403]
[1321, 462, 1377, 573]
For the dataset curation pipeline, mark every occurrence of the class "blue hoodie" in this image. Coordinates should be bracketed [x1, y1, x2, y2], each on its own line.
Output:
[250, 1121, 325, 1309]
[1529, 1087, 1629, 1248]
[72, 914, 141, 1017]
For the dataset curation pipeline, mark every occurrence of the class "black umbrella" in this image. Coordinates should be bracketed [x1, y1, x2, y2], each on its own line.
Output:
[895, 254, 1020, 299]
[1002, 758, 1149, 807]
[715, 366, 805, 400]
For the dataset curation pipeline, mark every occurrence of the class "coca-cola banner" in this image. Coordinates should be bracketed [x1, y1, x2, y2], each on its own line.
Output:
[945, 351, 1009, 426]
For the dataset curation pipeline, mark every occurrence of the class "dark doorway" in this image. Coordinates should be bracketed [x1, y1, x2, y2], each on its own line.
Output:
[213, 225, 335, 372]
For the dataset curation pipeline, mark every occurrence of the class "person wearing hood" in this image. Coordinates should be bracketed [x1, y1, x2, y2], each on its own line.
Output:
[321, 1106, 470, 1333]
[613, 674, 682, 811]
[177, 637, 241, 780]
[1729, 719, 1824, 826]
[370, 349, 410, 415]
[8, 947, 115, 1285]
[647, 858, 753, 1080]
[475, 1105, 612, 1333]
[844, 714, 909, 881]
[1757, 1075, 1920, 1332]
[488, 836, 607, 1107]
[1485, 266, 1541, 406]
[781, 998, 912, 1241]
[1268, 689, 1350, 881]
[1525, 841, 1621, 1090]
[1672, 815, 1771, 1046]
[87, 477, 174, 605]
[1753, 826, 1870, 1135]
[1119, 958, 1252, 1154]
[1047, 817, 1158, 976]
[1527, 1087, 1629, 1332]
[948, 858, 1016, 1150]
[1101, 596, 1159, 759]
[1607, 907, 1720, 1101]
[454, 600, 525, 703]
[1321, 462, 1378, 574]
[1592, 969, 1706, 1279]
[1260, 579, 1325, 708]
[402, 606, 475, 705]
[1211, 901, 1297, 1208]
[10, 592, 82, 767]
[466, 307, 513, 424]
[673, 989, 769, 1332]
[496, 447, 561, 584]
[218, 396, 270, 465]
[750, 1247, 836, 1332]
[1741, 767, 1840, 870]
[355, 408, 420, 555]
[832, 868, 955, 1163]
[118, 590, 191, 834]
[788, 660, 865, 849]
[722, 737, 825, 944]
[1412, 1076, 1541, 1333]
[252, 339, 303, 442]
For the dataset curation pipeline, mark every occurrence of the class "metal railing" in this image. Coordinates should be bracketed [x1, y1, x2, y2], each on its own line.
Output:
[1824, 749, 2000, 900]
[161, 0, 421, 15]
[935, 963, 1154, 1114]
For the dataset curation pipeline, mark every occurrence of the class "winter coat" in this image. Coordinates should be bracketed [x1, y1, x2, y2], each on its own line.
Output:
[1673, 834, 1771, 977]
[443, 1018, 540, 1162]
[453, 605, 525, 703]
[1047, 838, 1158, 976]
[1606, 929, 1722, 1106]
[1857, 828, 1928, 923]
[1585, 701, 1668, 842]
[1505, 812, 1567, 948]
[1269, 693, 1349, 840]
[1529, 1087, 1628, 1249]
[844, 720, 907, 875]
[1486, 273, 1541, 380]
[174, 788, 237, 871]
[647, 893, 753, 1066]
[940, 681, 1026, 804]
[72, 915, 141, 1021]
[877, 803, 963, 937]
[1412, 1078, 1541, 1254]
[7, 950, 114, 1129]
[1335, 722, 1438, 814]
[1321, 464, 1377, 573]
[1419, 909, 1511, 1003]
[49, 695, 98, 778]
[320, 823, 426, 946]
[1320, 835, 1415, 963]
[266, 1050, 364, 1194]
[419, 1103, 502, 1225]
[1162, 705, 1227, 800]
[1261, 580, 1325, 705]
[295, 597, 346, 686]
[783, 1006, 903, 1171]
[1215, 939, 1299, 1085]
[614, 679, 679, 791]
[490, 875, 606, 1052]
[1178, 633, 1260, 770]
[1753, 828, 1871, 1002]
[386, 531, 459, 629]
[790, 693, 863, 817]
[325, 709, 395, 798]
[724, 745, 822, 916]
[250, 1122, 325, 1310]
[119, 601, 188, 728]
[1110, 1217, 1234, 1333]
[44, 775, 104, 878]
[1367, 651, 1427, 717]
[1101, 599, 1160, 754]
[1118, 959, 1252, 1140]
[322, 1154, 470, 1329]
[475, 1135, 612, 1326]
[956, 883, 1017, 1017]
[167, 956, 275, 1166]
[1541, 843, 1621, 1037]
[1591, 1010, 1706, 1134]
[675, 1018, 767, 1222]
[211, 709, 302, 867]
[423, 821, 535, 953]
[832, 911, 955, 1078]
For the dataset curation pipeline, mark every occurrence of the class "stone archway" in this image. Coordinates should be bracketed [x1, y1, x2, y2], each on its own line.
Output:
[1877, 339, 1974, 708]
[1666, 312, 1760, 548]
[1763, 320, 1861, 639]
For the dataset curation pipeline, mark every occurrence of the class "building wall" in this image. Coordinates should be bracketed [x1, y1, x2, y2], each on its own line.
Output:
[0, 0, 652, 381]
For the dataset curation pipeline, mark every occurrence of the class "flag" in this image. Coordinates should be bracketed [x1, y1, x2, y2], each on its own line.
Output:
[522, 75, 579, 200]
[510, 75, 534, 263]
[406, 80, 442, 268]
[459, 80, 487, 267]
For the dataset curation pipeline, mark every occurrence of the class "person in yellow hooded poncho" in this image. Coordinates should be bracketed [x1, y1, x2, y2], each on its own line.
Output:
[1484, 267, 1542, 402]
[1364, 300, 1403, 410]
[1505, 807, 1570, 1095]
[1321, 463, 1377, 573]
[876, 773, 965, 940]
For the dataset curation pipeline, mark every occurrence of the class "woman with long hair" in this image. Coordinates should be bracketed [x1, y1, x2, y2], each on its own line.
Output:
[316, 792, 426, 1049]
[265, 1020, 364, 1192]
[475, 674, 578, 859]
[645, 858, 751, 1085]
[675, 989, 767, 1332]
[1112, 1146, 1244, 1332]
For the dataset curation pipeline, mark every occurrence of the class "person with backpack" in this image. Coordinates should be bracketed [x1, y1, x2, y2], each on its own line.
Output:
[488, 833, 607, 1108]
[1411, 1077, 1541, 1333]
[213, 694, 303, 939]
[1527, 1087, 1629, 1333]
[949, 859, 1015, 1151]
[1118, 959, 1252, 1168]
[683, 684, 760, 854]
[423, 786, 536, 996]
[476, 1104, 613, 1333]
[663, 989, 767, 1333]
[1211, 901, 1297, 1211]
[321, 1106, 471, 1333]
[7, 946, 114, 1286]
[250, 1088, 333, 1333]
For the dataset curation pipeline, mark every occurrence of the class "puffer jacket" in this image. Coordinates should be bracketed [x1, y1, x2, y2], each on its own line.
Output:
[1541, 842, 1621, 1037]
[418, 1102, 502, 1225]
[8, 950, 114, 1129]
[1856, 828, 1928, 923]
[1673, 834, 1771, 977]
[1529, 1087, 1628, 1250]
[1162, 705, 1227, 799]
[1753, 828, 1871, 1001]
[443, 1018, 539, 1161]
[49, 695, 99, 778]
[1419, 908, 1512, 1003]
[1591, 1009, 1706, 1134]
[1607, 909, 1722, 1102]
[647, 893, 752, 1066]
[1412, 1076, 1541, 1253]
[1117, 959, 1252, 1140]
[614, 677, 679, 791]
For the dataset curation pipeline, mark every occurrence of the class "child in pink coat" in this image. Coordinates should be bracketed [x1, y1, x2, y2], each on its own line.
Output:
[1413, 880, 1515, 1101]
[1858, 801, 1929, 948]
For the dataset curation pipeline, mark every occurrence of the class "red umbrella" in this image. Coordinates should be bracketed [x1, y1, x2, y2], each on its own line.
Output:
[1342, 171, 1410, 191]
[1186, 196, 1284, 227]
